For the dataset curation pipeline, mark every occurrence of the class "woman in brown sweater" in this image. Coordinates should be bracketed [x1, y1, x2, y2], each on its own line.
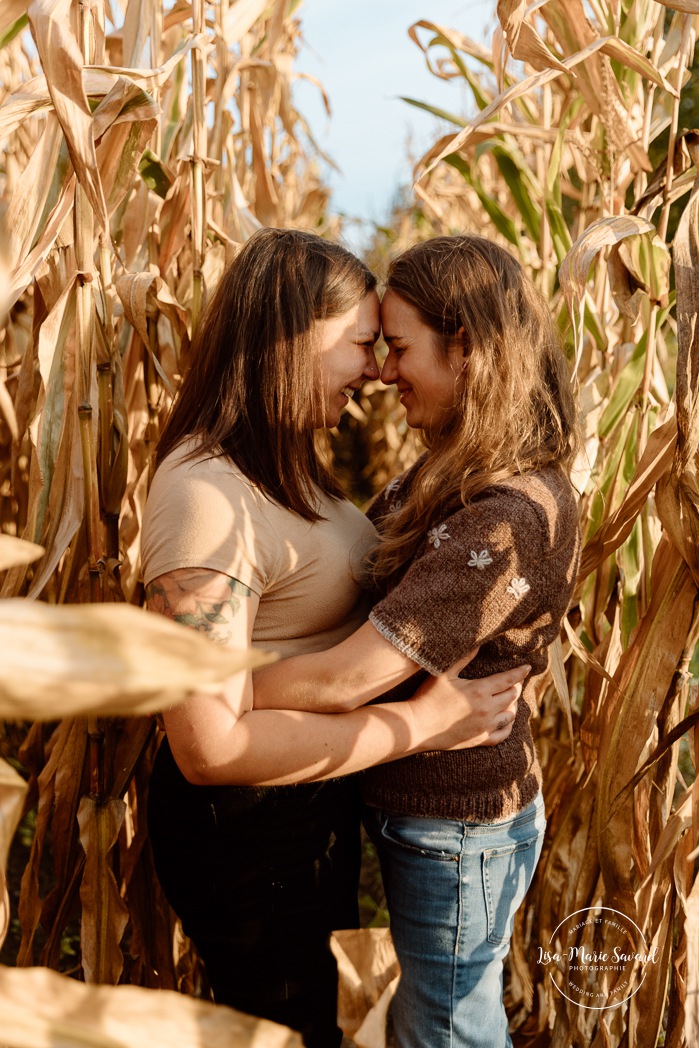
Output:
[255, 235, 580, 1046]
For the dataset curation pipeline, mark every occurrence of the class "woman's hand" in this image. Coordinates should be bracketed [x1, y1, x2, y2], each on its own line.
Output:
[407, 658, 531, 750]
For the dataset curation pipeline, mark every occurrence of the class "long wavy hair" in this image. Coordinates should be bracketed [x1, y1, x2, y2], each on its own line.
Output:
[371, 235, 579, 587]
[156, 227, 376, 520]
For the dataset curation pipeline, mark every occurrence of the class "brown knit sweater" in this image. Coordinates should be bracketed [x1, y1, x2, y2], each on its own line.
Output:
[361, 459, 580, 823]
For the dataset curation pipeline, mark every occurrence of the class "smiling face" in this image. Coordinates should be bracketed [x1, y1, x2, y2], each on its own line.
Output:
[380, 289, 463, 435]
[312, 290, 381, 428]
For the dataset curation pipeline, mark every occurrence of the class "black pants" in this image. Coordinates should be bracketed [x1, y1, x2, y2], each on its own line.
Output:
[147, 738, 361, 1048]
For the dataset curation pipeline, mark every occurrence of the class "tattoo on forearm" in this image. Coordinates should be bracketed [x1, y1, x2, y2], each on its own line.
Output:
[145, 572, 252, 644]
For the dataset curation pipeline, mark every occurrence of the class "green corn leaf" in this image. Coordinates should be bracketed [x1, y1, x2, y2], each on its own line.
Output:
[139, 148, 173, 198]
[490, 144, 541, 242]
[400, 97, 467, 128]
[0, 13, 27, 48]
[444, 155, 520, 246]
[598, 338, 647, 440]
[545, 102, 582, 263]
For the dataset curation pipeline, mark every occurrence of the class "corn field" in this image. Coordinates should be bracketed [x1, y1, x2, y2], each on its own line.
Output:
[1, 1, 699, 1046]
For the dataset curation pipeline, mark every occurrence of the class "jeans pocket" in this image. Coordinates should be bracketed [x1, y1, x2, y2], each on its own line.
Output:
[377, 812, 461, 862]
[482, 830, 544, 945]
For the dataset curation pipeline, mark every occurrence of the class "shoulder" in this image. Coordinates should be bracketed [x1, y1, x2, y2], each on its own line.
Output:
[142, 443, 281, 589]
[460, 467, 576, 527]
[488, 468, 579, 549]
[150, 441, 270, 516]
[426, 468, 578, 558]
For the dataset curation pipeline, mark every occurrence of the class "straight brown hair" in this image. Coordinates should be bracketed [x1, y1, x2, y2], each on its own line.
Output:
[156, 228, 376, 520]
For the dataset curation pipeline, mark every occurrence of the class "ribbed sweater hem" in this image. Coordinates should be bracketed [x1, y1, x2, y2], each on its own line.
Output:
[361, 767, 541, 823]
[360, 712, 543, 823]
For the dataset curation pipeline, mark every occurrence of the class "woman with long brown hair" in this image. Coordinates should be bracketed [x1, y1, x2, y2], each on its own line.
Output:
[142, 228, 526, 1048]
[255, 235, 580, 1046]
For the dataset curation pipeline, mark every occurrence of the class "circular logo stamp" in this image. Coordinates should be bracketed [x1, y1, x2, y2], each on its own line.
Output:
[536, 906, 659, 1009]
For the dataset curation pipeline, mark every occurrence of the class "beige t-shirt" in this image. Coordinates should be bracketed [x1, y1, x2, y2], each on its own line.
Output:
[141, 440, 377, 658]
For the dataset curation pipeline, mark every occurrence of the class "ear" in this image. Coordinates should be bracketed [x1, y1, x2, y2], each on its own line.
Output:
[456, 327, 468, 369]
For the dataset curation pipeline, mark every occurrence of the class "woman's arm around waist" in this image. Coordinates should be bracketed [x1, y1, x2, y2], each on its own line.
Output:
[147, 568, 521, 786]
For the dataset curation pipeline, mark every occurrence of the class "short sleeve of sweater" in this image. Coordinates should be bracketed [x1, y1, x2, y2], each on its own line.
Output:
[369, 490, 546, 675]
[141, 451, 278, 594]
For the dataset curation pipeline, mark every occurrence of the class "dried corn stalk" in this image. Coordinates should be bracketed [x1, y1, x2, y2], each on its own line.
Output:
[386, 3, 699, 1044]
[0, 0, 334, 995]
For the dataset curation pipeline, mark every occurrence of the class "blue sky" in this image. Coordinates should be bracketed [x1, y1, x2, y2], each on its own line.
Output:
[293, 0, 492, 249]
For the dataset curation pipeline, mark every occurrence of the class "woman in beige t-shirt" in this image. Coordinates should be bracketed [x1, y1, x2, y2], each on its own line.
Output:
[143, 228, 525, 1048]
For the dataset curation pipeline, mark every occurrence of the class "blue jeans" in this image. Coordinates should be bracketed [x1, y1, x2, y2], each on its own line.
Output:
[364, 794, 546, 1048]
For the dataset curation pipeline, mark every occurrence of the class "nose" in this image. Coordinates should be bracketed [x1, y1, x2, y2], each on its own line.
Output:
[363, 347, 380, 378]
[380, 346, 399, 385]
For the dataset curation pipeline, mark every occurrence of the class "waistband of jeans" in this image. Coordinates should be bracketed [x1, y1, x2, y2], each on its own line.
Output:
[152, 736, 359, 814]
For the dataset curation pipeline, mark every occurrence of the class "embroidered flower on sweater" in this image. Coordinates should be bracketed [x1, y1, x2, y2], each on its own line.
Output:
[468, 549, 493, 570]
[506, 577, 531, 599]
[386, 477, 401, 494]
[389, 500, 403, 513]
[427, 524, 451, 548]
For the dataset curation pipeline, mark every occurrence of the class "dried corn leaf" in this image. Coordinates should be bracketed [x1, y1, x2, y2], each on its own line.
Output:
[0, 58, 186, 143]
[5, 173, 75, 311]
[497, 0, 568, 73]
[561, 612, 616, 695]
[655, 0, 699, 11]
[15, 718, 85, 966]
[39, 720, 88, 969]
[0, 379, 19, 442]
[578, 416, 677, 580]
[667, 135, 699, 476]
[93, 83, 159, 216]
[630, 888, 675, 1048]
[597, 36, 676, 94]
[225, 0, 272, 43]
[0, 76, 55, 138]
[541, 0, 651, 170]
[121, 0, 155, 68]
[686, 869, 699, 1045]
[86, 34, 206, 89]
[416, 28, 666, 181]
[27, 0, 108, 232]
[560, 218, 656, 318]
[560, 219, 656, 368]
[640, 780, 696, 889]
[416, 64, 569, 180]
[4, 113, 62, 274]
[353, 979, 400, 1048]
[0, 758, 27, 950]
[0, 535, 44, 572]
[597, 543, 697, 912]
[656, 140, 699, 583]
[0, 1, 29, 41]
[0, 599, 272, 720]
[78, 795, 130, 984]
[115, 271, 188, 392]
[408, 20, 493, 70]
[608, 709, 699, 817]
[332, 928, 399, 1047]
[0, 963, 302, 1046]
[19, 322, 84, 600]
[548, 635, 574, 749]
